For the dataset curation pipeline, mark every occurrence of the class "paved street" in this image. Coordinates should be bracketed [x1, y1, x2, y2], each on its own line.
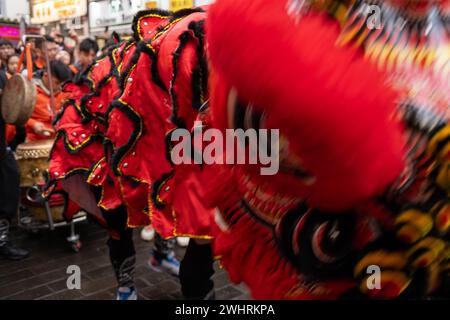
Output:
[0, 220, 250, 300]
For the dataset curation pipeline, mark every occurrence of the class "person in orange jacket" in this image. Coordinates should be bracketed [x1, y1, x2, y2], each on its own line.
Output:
[5, 125, 16, 145]
[2, 54, 28, 150]
[26, 60, 73, 141]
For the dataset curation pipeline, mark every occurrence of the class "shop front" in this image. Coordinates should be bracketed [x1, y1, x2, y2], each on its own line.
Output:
[88, 0, 155, 38]
[30, 0, 89, 37]
[88, 0, 213, 40]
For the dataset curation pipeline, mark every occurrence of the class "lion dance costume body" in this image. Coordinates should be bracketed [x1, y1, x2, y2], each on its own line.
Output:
[46, 8, 217, 298]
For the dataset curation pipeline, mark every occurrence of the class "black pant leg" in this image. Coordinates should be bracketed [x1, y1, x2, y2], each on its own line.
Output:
[107, 226, 136, 288]
[92, 187, 136, 288]
[180, 240, 215, 299]
[0, 149, 20, 221]
[153, 233, 176, 259]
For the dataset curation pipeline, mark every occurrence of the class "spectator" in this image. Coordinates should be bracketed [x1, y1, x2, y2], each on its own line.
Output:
[52, 29, 79, 52]
[33, 35, 59, 72]
[56, 50, 71, 65]
[26, 61, 73, 141]
[100, 32, 121, 56]
[74, 38, 99, 73]
[101, 38, 117, 56]
[4, 54, 25, 150]
[0, 39, 14, 71]
[6, 54, 19, 78]
[56, 50, 78, 74]
[0, 66, 6, 96]
[0, 50, 25, 151]
[51, 30, 66, 51]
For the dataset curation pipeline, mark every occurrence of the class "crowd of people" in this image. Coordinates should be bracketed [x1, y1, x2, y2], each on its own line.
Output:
[0, 33, 101, 259]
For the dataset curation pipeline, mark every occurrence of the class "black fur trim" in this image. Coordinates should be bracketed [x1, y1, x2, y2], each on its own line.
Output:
[43, 168, 90, 199]
[50, 130, 104, 160]
[103, 42, 145, 178]
[165, 129, 176, 167]
[110, 41, 135, 89]
[171, 7, 205, 20]
[240, 199, 274, 229]
[43, 152, 104, 201]
[108, 100, 143, 177]
[117, 42, 144, 96]
[78, 52, 120, 125]
[132, 8, 172, 41]
[188, 20, 208, 108]
[169, 30, 192, 129]
[151, 172, 174, 210]
[140, 42, 168, 92]
[151, 7, 205, 44]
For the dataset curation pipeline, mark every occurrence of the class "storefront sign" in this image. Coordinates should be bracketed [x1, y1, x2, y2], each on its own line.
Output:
[145, 1, 158, 8]
[169, 0, 193, 11]
[31, 0, 88, 24]
[0, 24, 20, 40]
[89, 0, 148, 28]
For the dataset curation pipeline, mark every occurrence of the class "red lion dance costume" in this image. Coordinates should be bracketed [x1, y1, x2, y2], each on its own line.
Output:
[46, 8, 217, 299]
[45, 0, 450, 300]
[204, 0, 450, 299]
[48, 9, 214, 233]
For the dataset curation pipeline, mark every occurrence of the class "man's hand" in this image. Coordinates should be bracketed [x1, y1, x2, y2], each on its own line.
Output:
[32, 122, 53, 137]
[68, 29, 79, 43]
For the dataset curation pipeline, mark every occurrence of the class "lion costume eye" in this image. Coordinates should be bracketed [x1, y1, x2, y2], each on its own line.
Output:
[226, 88, 316, 183]
[227, 87, 262, 133]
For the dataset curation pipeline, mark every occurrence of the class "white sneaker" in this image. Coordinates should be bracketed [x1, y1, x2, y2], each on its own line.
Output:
[148, 251, 180, 277]
[176, 237, 190, 247]
[140, 226, 155, 241]
[115, 287, 138, 300]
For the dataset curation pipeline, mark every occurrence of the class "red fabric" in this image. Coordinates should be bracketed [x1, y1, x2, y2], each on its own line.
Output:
[48, 48, 122, 219]
[204, 0, 408, 299]
[207, 0, 405, 211]
[214, 212, 356, 299]
[105, 9, 216, 235]
[48, 10, 216, 236]
[5, 124, 16, 144]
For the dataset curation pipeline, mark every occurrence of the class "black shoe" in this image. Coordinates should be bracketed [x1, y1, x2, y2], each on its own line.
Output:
[0, 242, 30, 261]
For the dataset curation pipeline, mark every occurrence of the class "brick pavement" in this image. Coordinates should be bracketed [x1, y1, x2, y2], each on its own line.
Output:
[0, 221, 251, 300]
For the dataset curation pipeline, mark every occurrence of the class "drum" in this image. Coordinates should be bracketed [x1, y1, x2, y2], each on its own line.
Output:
[15, 139, 54, 187]
[1, 43, 37, 125]
[21, 187, 65, 222]
[15, 140, 67, 222]
[1, 74, 37, 125]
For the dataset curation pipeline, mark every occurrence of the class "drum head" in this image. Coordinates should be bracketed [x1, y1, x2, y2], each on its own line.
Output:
[1, 74, 37, 125]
